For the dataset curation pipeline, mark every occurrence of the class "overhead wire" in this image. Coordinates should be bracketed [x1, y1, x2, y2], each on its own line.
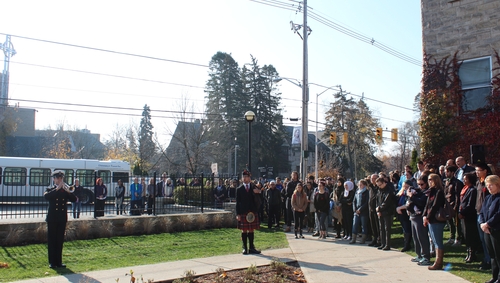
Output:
[250, 0, 422, 66]
[0, 32, 209, 68]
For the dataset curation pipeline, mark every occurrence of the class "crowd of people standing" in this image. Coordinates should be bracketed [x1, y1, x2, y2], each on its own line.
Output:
[251, 156, 500, 281]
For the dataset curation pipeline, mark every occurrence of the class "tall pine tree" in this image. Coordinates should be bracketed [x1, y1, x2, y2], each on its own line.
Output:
[138, 104, 155, 174]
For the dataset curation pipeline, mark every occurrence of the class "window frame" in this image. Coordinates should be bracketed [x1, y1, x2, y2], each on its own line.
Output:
[3, 167, 27, 186]
[459, 56, 492, 112]
[29, 168, 52, 186]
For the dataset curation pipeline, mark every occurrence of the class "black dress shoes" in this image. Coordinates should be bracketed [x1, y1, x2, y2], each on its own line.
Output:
[242, 249, 248, 255]
[58, 263, 66, 268]
[480, 262, 492, 270]
[249, 248, 261, 254]
[484, 278, 497, 283]
[49, 264, 56, 269]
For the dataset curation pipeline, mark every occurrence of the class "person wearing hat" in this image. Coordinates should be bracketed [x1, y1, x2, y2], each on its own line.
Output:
[44, 170, 77, 268]
[236, 170, 262, 254]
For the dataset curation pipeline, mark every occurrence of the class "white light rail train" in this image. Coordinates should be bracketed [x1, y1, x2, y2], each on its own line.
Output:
[0, 157, 130, 204]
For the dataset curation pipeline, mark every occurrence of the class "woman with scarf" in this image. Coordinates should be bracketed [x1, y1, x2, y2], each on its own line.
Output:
[350, 179, 369, 244]
[115, 179, 125, 215]
[292, 183, 308, 238]
[341, 180, 355, 240]
[458, 172, 480, 263]
[314, 180, 330, 239]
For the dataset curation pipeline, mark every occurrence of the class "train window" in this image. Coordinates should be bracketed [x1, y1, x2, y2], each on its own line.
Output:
[113, 172, 130, 183]
[4, 167, 27, 186]
[98, 170, 111, 183]
[29, 168, 51, 186]
[76, 169, 95, 187]
[55, 169, 75, 185]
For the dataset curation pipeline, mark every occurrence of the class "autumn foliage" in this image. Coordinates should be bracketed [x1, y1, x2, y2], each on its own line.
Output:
[420, 51, 500, 166]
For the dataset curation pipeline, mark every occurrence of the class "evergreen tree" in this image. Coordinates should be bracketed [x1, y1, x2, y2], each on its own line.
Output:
[204, 52, 288, 176]
[324, 91, 382, 179]
[138, 104, 155, 172]
[205, 52, 245, 173]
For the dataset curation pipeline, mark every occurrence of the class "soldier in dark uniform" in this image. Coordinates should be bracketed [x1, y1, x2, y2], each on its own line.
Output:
[236, 170, 261, 255]
[44, 170, 77, 268]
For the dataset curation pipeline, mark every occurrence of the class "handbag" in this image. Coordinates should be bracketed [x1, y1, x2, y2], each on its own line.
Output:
[435, 198, 455, 222]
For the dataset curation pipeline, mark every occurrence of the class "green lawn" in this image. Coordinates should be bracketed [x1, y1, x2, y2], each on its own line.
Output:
[0, 226, 287, 282]
[0, 221, 493, 283]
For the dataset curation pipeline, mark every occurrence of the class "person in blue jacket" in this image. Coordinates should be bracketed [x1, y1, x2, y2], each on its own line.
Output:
[479, 175, 500, 283]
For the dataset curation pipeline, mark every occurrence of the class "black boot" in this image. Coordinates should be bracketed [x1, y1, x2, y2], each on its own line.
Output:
[401, 233, 412, 252]
[242, 233, 248, 255]
[466, 248, 478, 263]
[248, 232, 261, 254]
[295, 228, 298, 239]
[464, 248, 471, 262]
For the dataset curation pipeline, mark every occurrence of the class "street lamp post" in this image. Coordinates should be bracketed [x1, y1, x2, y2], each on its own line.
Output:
[245, 111, 256, 176]
[314, 84, 340, 180]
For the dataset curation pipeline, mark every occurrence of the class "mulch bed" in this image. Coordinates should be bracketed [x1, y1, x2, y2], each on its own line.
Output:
[163, 261, 306, 283]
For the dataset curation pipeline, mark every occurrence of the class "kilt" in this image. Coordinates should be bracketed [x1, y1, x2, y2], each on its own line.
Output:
[237, 212, 260, 231]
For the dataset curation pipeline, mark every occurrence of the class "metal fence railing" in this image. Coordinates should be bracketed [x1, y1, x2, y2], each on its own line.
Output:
[0, 172, 239, 220]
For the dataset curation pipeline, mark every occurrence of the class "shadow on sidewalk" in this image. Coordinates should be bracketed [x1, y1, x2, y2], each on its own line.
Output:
[297, 261, 369, 276]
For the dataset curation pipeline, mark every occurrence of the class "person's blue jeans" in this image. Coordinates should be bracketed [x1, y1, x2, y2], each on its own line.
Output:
[317, 211, 327, 231]
[352, 213, 368, 235]
[478, 214, 491, 263]
[428, 222, 445, 250]
[72, 201, 81, 218]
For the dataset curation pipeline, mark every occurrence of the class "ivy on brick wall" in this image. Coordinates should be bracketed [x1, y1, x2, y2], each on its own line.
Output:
[420, 51, 500, 165]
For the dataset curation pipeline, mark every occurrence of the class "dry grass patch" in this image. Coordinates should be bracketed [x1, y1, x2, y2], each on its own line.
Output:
[143, 218, 158, 234]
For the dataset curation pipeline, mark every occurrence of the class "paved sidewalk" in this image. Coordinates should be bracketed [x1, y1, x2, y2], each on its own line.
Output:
[12, 232, 470, 283]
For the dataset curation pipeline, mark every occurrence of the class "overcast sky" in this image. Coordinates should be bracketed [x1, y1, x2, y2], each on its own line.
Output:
[0, 0, 422, 149]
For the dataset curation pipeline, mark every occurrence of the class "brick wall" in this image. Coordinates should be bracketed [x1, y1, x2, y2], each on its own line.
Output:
[421, 0, 500, 66]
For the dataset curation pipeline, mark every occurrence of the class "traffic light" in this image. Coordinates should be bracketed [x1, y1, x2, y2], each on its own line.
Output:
[391, 128, 398, 142]
[330, 132, 336, 144]
[342, 132, 348, 144]
[376, 127, 383, 142]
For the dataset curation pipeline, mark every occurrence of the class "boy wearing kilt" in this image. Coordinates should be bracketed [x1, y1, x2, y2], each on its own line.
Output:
[236, 170, 262, 255]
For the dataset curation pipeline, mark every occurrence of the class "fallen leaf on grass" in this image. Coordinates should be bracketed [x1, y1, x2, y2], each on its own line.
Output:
[0, 262, 9, 268]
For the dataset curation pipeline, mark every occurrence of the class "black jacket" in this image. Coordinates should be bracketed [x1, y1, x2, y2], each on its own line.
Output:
[266, 188, 282, 207]
[376, 184, 396, 217]
[236, 183, 260, 215]
[368, 184, 379, 213]
[44, 186, 78, 222]
[407, 188, 427, 216]
[459, 186, 477, 220]
[353, 189, 369, 216]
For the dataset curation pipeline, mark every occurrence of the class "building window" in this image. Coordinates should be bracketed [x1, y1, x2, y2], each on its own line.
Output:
[459, 57, 492, 112]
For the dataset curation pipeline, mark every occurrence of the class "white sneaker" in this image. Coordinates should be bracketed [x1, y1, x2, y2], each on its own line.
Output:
[445, 238, 454, 245]
[411, 256, 423, 262]
[417, 258, 432, 266]
[452, 239, 461, 247]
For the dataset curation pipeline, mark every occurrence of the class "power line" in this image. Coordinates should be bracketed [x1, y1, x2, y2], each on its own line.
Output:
[0, 32, 209, 68]
[250, 0, 422, 66]
[11, 61, 205, 89]
[9, 98, 300, 122]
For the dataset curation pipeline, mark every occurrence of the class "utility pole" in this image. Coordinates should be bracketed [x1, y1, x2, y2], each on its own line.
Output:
[0, 35, 16, 106]
[301, 0, 309, 182]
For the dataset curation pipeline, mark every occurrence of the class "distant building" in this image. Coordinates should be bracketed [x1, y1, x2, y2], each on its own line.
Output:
[3, 106, 105, 158]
